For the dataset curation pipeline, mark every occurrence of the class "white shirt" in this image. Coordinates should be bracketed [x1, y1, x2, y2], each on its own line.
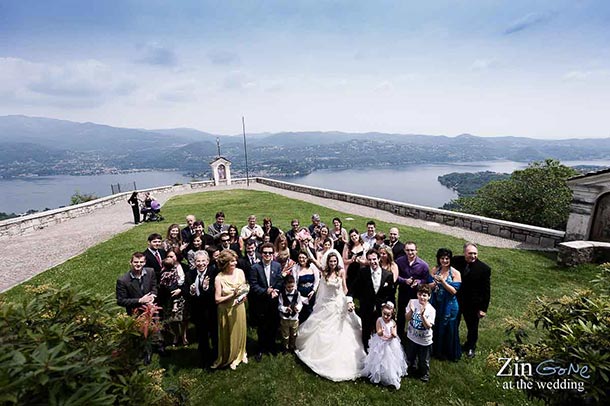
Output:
[407, 299, 436, 346]
[371, 265, 381, 293]
[264, 262, 271, 286]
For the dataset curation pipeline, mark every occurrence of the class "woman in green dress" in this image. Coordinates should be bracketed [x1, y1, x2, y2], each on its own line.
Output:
[212, 249, 250, 370]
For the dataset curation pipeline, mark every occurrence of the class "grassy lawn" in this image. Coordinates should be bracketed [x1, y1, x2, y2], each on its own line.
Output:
[2, 189, 600, 406]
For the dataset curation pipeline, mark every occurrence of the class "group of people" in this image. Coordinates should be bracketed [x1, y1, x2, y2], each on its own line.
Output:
[116, 211, 491, 388]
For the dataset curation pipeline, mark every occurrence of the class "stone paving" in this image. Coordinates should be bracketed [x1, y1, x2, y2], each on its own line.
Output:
[0, 183, 537, 293]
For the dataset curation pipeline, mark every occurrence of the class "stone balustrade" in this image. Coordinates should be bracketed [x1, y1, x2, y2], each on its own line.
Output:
[1, 176, 565, 248]
[255, 177, 565, 248]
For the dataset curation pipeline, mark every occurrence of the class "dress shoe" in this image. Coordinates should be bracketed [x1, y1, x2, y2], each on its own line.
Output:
[255, 353, 263, 362]
[467, 349, 476, 358]
[420, 374, 430, 383]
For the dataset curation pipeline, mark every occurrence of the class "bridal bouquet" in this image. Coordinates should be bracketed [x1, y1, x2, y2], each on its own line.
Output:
[233, 283, 250, 306]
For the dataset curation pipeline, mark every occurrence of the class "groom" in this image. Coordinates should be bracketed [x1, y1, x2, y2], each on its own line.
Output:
[347, 248, 395, 350]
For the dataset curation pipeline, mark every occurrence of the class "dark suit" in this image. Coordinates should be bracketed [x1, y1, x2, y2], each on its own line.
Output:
[348, 266, 395, 349]
[249, 260, 284, 354]
[116, 267, 157, 315]
[385, 239, 406, 260]
[144, 248, 167, 282]
[452, 255, 491, 351]
[181, 227, 195, 244]
[186, 267, 218, 367]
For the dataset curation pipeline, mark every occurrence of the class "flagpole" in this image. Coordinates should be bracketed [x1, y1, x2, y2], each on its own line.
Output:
[242, 116, 250, 186]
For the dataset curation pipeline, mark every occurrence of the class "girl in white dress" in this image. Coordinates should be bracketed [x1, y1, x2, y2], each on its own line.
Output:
[295, 250, 366, 381]
[361, 302, 408, 389]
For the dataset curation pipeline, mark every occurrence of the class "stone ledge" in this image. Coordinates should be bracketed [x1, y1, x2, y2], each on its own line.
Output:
[255, 177, 565, 248]
[557, 240, 610, 267]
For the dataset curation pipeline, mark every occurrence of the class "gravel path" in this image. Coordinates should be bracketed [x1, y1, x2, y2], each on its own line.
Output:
[0, 183, 537, 293]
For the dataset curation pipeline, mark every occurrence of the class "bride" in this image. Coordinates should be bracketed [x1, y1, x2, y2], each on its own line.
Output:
[295, 249, 366, 381]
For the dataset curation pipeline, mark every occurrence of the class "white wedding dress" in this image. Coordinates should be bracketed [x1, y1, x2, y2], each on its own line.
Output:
[295, 274, 366, 381]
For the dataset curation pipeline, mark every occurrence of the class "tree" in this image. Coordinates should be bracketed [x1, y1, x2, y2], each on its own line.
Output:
[70, 190, 98, 205]
[451, 159, 577, 230]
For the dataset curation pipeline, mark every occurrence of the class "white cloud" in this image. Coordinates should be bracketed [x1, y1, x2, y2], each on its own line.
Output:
[222, 71, 257, 90]
[373, 80, 393, 92]
[562, 70, 610, 82]
[504, 12, 552, 35]
[470, 59, 497, 71]
[155, 80, 200, 103]
[135, 42, 177, 66]
[0, 57, 137, 108]
[207, 50, 240, 65]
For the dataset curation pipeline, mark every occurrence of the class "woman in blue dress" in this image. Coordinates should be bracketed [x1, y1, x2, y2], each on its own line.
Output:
[427, 248, 462, 361]
[292, 250, 320, 323]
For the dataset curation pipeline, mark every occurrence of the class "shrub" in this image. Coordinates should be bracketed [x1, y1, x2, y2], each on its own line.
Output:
[0, 285, 186, 405]
[70, 190, 98, 205]
[490, 263, 610, 404]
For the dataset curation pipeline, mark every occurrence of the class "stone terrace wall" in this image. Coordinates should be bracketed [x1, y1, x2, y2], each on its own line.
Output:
[0, 179, 247, 238]
[255, 177, 565, 248]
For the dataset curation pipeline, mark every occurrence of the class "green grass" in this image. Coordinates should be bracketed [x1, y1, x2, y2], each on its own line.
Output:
[2, 189, 600, 406]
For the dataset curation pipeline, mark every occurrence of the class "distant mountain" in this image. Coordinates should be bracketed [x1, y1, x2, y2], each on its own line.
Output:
[2, 115, 610, 178]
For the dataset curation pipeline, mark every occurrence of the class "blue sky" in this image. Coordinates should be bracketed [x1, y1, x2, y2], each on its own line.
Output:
[1, 0, 609, 138]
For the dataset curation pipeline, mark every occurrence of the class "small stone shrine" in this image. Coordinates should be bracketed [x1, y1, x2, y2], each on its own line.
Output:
[559, 169, 610, 266]
[210, 157, 232, 186]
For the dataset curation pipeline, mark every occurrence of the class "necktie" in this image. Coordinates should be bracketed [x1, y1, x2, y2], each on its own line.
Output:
[154, 251, 161, 266]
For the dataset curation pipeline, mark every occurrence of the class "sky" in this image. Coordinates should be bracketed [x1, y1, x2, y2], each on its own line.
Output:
[1, 0, 609, 139]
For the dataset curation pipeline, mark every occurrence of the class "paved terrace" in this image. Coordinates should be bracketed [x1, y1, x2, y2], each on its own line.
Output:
[0, 183, 538, 293]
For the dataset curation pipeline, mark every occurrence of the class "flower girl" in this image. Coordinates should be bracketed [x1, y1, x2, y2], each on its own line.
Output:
[361, 302, 408, 389]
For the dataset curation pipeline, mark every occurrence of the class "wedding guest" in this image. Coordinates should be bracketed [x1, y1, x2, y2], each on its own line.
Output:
[187, 251, 218, 368]
[181, 214, 197, 244]
[361, 302, 408, 389]
[158, 257, 186, 347]
[185, 236, 204, 271]
[395, 242, 430, 341]
[249, 243, 284, 361]
[208, 211, 229, 238]
[291, 250, 320, 323]
[379, 246, 399, 283]
[262, 217, 282, 244]
[212, 249, 249, 370]
[385, 227, 405, 260]
[428, 248, 462, 361]
[313, 225, 330, 252]
[373, 232, 387, 250]
[193, 220, 214, 248]
[308, 213, 323, 239]
[166, 250, 189, 346]
[163, 224, 188, 261]
[241, 215, 264, 245]
[361, 220, 377, 248]
[278, 274, 303, 352]
[342, 229, 367, 289]
[227, 224, 243, 256]
[330, 217, 348, 254]
[285, 219, 301, 256]
[405, 285, 436, 383]
[453, 242, 491, 359]
[116, 252, 157, 316]
[127, 191, 140, 224]
[144, 233, 167, 282]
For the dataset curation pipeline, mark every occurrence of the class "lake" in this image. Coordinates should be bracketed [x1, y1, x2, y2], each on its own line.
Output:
[3, 160, 610, 214]
[1, 171, 196, 214]
[278, 160, 610, 208]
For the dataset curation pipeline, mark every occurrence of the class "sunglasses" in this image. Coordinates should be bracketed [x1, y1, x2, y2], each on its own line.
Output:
[262, 251, 274, 255]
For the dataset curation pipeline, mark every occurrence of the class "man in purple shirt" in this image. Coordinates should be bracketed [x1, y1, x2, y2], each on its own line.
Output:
[395, 241, 430, 341]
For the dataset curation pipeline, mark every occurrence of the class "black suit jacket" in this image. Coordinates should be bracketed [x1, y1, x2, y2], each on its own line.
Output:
[144, 248, 167, 281]
[116, 268, 157, 315]
[348, 266, 395, 317]
[181, 227, 195, 244]
[238, 253, 261, 281]
[185, 267, 217, 324]
[452, 255, 491, 312]
[385, 240, 406, 260]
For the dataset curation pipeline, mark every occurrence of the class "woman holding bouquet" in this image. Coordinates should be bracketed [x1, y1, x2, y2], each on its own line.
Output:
[212, 249, 250, 370]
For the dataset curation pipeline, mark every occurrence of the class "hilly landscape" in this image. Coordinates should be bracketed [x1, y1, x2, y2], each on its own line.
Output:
[2, 115, 610, 179]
